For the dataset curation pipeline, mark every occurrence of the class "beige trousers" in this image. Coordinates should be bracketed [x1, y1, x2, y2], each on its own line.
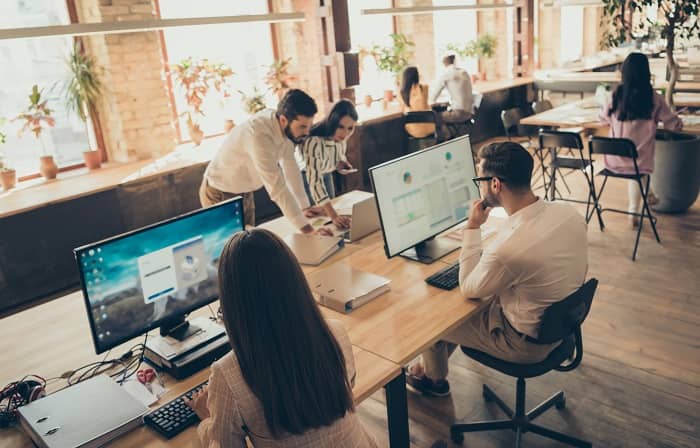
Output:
[199, 177, 256, 228]
[627, 174, 654, 214]
[422, 297, 561, 380]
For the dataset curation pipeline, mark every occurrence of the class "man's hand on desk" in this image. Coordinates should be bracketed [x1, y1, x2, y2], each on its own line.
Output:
[184, 387, 210, 420]
[303, 206, 326, 218]
[467, 199, 493, 230]
[301, 223, 334, 236]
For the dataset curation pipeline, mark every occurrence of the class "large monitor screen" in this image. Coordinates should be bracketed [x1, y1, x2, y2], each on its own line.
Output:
[369, 135, 479, 258]
[75, 197, 244, 354]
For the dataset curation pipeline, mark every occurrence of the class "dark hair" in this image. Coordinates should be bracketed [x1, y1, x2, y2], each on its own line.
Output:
[276, 88, 318, 121]
[443, 54, 456, 66]
[217, 229, 354, 437]
[478, 141, 533, 191]
[400, 66, 420, 107]
[310, 99, 358, 138]
[608, 53, 654, 121]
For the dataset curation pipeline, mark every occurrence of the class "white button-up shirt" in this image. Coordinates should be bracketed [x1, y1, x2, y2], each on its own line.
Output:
[430, 64, 474, 113]
[205, 109, 310, 229]
[459, 199, 588, 338]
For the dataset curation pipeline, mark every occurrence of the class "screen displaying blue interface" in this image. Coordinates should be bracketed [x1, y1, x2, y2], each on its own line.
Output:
[75, 197, 243, 353]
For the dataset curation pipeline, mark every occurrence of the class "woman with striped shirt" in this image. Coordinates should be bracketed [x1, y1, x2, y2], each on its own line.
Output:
[298, 100, 358, 229]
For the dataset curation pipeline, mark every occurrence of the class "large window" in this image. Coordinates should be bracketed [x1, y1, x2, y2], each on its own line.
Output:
[432, 0, 478, 76]
[348, 0, 394, 98]
[158, 1, 276, 140]
[559, 6, 584, 64]
[0, 0, 89, 178]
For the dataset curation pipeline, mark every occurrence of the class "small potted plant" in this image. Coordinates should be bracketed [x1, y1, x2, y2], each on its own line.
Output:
[15, 85, 57, 180]
[171, 57, 234, 145]
[264, 57, 296, 100]
[0, 118, 16, 190]
[474, 34, 497, 81]
[64, 40, 104, 170]
[239, 87, 268, 115]
[370, 33, 415, 100]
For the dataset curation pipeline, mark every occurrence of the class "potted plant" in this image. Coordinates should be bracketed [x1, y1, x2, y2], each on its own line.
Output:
[446, 34, 497, 81]
[370, 33, 415, 99]
[601, 0, 699, 106]
[15, 85, 57, 180]
[0, 118, 16, 190]
[239, 87, 268, 115]
[602, 0, 700, 213]
[171, 57, 234, 145]
[264, 57, 296, 100]
[64, 40, 104, 170]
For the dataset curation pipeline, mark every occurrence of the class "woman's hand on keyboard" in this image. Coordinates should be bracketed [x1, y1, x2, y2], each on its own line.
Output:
[184, 387, 210, 420]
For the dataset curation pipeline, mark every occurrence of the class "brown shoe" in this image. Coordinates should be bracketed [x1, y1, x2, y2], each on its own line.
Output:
[406, 372, 451, 397]
[647, 192, 659, 206]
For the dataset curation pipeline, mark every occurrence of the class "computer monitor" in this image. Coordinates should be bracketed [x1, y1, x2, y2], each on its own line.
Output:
[74, 197, 244, 354]
[369, 135, 479, 263]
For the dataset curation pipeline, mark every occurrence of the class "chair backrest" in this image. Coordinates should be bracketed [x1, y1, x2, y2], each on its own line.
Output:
[539, 130, 584, 152]
[532, 100, 553, 114]
[589, 136, 638, 159]
[501, 108, 521, 138]
[537, 278, 598, 345]
[404, 110, 437, 125]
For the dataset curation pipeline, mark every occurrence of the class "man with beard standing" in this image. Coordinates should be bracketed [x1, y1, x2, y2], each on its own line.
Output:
[200, 89, 327, 234]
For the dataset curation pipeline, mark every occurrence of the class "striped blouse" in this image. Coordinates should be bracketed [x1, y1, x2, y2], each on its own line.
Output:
[298, 136, 347, 205]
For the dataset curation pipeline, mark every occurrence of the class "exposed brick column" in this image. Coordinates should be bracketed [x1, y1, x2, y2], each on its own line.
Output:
[477, 0, 510, 80]
[537, 6, 561, 69]
[394, 0, 437, 81]
[73, 0, 177, 162]
[269, 0, 339, 116]
[582, 6, 603, 57]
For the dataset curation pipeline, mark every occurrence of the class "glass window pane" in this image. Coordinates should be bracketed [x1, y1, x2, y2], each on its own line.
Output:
[159, 1, 275, 139]
[0, 1, 89, 177]
[348, 0, 393, 97]
[560, 6, 584, 64]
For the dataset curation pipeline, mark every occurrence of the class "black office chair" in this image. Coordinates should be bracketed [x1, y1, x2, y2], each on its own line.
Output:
[539, 131, 604, 229]
[589, 136, 660, 261]
[450, 278, 598, 448]
[404, 111, 441, 153]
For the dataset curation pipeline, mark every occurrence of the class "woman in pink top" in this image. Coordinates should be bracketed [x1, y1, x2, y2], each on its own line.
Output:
[185, 229, 377, 447]
[598, 52, 682, 223]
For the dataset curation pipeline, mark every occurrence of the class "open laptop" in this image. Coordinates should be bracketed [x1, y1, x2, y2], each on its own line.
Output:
[322, 196, 381, 242]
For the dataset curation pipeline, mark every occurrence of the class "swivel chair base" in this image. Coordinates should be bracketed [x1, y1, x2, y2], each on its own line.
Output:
[450, 380, 591, 448]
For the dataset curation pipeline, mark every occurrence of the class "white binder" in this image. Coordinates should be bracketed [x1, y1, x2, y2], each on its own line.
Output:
[308, 263, 391, 313]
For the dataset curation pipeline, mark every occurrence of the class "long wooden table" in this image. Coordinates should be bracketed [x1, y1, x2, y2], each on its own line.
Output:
[0, 190, 491, 448]
[520, 100, 700, 135]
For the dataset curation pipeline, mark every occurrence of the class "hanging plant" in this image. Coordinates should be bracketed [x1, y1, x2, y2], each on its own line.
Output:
[264, 57, 296, 99]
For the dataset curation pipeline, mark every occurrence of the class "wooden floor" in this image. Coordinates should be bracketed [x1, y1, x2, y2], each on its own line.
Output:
[356, 159, 700, 447]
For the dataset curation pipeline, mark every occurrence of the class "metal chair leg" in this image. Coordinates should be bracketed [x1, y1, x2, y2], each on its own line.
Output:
[528, 423, 592, 447]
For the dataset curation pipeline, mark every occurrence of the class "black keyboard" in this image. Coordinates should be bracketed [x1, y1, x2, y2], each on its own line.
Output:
[425, 262, 459, 290]
[144, 380, 208, 439]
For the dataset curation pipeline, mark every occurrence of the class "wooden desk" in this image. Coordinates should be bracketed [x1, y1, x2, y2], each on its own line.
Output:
[520, 100, 700, 136]
[0, 290, 405, 448]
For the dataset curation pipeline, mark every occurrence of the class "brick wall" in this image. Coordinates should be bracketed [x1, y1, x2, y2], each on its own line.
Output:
[394, 0, 437, 82]
[74, 0, 177, 162]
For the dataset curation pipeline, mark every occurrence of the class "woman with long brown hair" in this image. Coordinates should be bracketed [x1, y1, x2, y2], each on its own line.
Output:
[185, 228, 376, 447]
[599, 52, 682, 226]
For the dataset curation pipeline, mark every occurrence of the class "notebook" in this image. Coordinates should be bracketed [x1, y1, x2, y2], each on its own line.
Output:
[284, 233, 344, 265]
[17, 375, 148, 448]
[308, 263, 391, 313]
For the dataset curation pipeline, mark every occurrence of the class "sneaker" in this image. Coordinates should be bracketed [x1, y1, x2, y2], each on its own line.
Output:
[406, 372, 450, 397]
[629, 215, 640, 228]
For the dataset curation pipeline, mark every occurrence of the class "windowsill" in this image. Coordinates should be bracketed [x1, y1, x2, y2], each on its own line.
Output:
[0, 136, 225, 219]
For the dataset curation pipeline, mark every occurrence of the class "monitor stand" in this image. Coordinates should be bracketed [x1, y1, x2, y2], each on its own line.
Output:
[399, 237, 461, 264]
[144, 316, 230, 379]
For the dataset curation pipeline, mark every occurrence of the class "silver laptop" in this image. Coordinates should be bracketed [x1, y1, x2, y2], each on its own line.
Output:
[327, 196, 380, 242]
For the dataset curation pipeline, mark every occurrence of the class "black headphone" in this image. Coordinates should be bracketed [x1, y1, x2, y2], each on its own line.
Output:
[0, 375, 46, 428]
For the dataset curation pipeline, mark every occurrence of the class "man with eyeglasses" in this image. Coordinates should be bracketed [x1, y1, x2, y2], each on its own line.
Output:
[407, 141, 588, 397]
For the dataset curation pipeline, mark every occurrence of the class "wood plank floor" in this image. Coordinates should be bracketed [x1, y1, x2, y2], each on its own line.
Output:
[356, 157, 700, 447]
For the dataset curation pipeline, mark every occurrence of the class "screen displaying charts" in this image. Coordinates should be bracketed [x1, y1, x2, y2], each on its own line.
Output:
[75, 197, 244, 353]
[370, 135, 479, 257]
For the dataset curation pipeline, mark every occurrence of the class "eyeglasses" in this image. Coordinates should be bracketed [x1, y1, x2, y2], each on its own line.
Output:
[472, 176, 508, 189]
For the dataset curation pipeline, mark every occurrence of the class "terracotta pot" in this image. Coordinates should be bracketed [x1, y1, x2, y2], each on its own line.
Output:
[1, 169, 16, 190]
[471, 74, 479, 84]
[383, 89, 394, 102]
[480, 71, 487, 81]
[83, 150, 102, 170]
[224, 119, 235, 133]
[363, 95, 373, 107]
[39, 155, 58, 180]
